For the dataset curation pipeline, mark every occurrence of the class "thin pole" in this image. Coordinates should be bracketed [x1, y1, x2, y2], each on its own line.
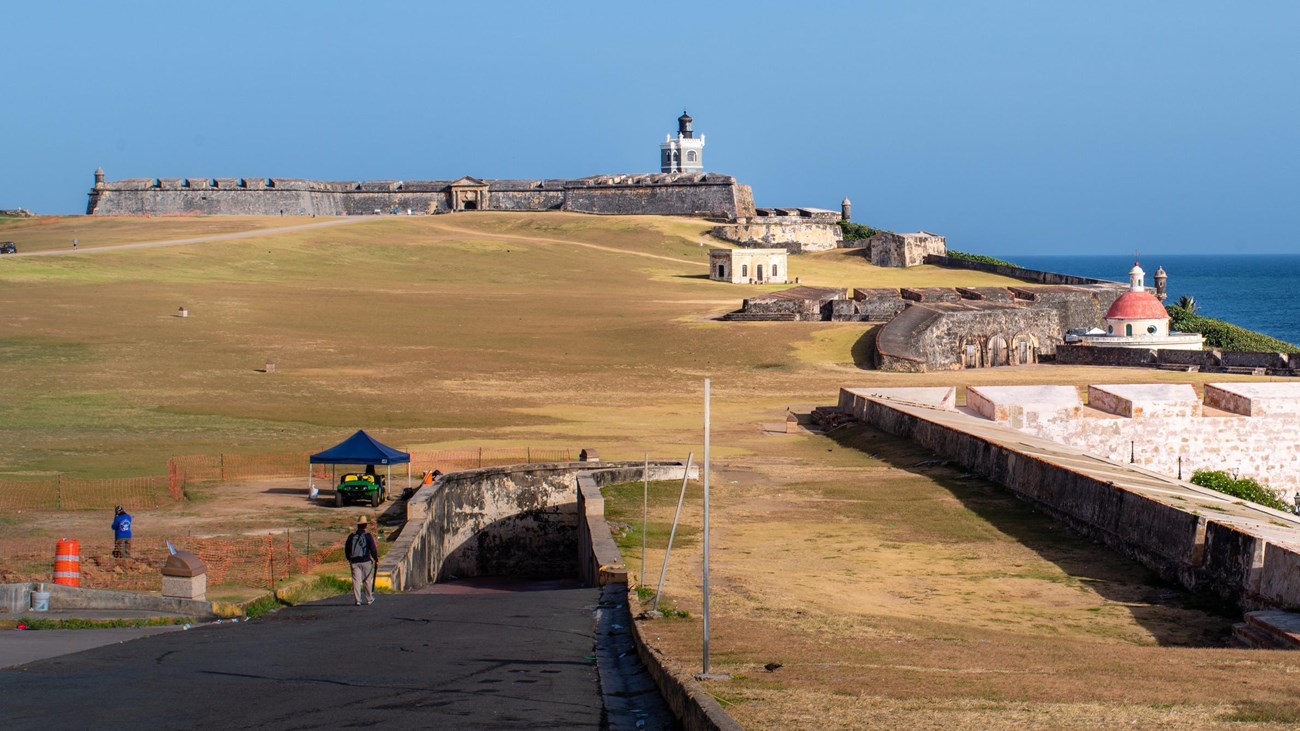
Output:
[702, 378, 711, 675]
[641, 452, 649, 587]
[652, 452, 694, 613]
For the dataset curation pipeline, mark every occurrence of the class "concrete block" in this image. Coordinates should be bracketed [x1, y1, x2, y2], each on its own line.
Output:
[1205, 382, 1300, 416]
[1088, 383, 1201, 418]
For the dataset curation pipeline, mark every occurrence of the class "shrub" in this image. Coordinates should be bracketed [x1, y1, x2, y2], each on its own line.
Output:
[1166, 304, 1299, 353]
[1190, 469, 1291, 512]
[945, 249, 1021, 268]
[837, 220, 886, 241]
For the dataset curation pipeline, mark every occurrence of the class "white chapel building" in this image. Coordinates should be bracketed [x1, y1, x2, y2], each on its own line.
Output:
[1076, 263, 1203, 350]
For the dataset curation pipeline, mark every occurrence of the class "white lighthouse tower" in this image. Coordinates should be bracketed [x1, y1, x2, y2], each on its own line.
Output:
[660, 111, 705, 173]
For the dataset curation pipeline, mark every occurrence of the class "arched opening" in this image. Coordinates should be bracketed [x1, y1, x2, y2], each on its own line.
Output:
[1012, 332, 1038, 365]
[960, 339, 981, 369]
[1125, 323, 1133, 337]
[988, 336, 1009, 367]
[687, 150, 697, 162]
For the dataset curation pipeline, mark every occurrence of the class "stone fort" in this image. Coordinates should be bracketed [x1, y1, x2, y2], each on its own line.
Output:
[86, 112, 756, 220]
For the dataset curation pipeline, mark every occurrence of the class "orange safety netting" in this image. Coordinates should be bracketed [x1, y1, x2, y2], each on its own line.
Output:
[0, 532, 347, 592]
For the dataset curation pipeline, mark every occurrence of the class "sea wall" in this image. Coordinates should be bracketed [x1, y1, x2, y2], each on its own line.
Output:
[1057, 345, 1300, 375]
[925, 255, 1121, 285]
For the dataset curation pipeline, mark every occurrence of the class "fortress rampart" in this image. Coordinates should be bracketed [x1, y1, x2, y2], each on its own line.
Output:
[838, 386, 1300, 612]
[86, 171, 755, 219]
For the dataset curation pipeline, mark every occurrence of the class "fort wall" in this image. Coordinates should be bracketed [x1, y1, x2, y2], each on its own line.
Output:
[87, 173, 754, 219]
[963, 382, 1300, 500]
[838, 386, 1300, 611]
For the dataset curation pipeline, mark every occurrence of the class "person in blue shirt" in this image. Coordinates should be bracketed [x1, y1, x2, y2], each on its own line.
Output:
[112, 505, 132, 558]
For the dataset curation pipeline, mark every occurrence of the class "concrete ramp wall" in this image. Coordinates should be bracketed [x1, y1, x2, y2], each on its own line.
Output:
[381, 461, 692, 592]
[841, 387, 1300, 611]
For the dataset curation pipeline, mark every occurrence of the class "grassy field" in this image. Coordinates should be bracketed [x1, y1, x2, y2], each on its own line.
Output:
[2, 212, 1295, 729]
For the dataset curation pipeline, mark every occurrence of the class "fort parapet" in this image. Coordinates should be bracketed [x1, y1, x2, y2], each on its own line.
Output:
[86, 170, 755, 219]
[838, 385, 1300, 613]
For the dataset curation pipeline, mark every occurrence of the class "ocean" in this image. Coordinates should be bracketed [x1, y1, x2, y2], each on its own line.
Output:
[1008, 254, 1300, 348]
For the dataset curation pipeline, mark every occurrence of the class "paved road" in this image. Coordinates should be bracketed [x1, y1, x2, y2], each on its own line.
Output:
[0, 580, 615, 730]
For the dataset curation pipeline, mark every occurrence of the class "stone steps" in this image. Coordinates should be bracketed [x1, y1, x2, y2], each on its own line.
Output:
[1234, 611, 1300, 650]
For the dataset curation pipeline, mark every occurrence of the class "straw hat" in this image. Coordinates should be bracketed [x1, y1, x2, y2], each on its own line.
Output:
[356, 515, 369, 526]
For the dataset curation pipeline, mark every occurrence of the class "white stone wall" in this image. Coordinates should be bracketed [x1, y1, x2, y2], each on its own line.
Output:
[708, 248, 789, 284]
[966, 382, 1300, 502]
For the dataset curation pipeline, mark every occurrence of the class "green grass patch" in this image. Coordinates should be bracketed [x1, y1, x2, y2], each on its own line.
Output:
[11, 616, 190, 630]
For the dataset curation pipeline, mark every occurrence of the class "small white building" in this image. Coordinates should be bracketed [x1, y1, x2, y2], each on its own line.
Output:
[1076, 263, 1203, 350]
[709, 248, 789, 285]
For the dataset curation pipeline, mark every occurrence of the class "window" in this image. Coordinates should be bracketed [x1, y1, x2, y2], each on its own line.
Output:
[1147, 325, 1158, 334]
[687, 150, 697, 162]
[1125, 324, 1133, 337]
[1107, 325, 1113, 334]
[741, 264, 748, 277]
[772, 264, 779, 277]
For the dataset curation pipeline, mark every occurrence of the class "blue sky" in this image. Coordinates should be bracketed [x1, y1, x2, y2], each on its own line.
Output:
[3, 1, 1297, 255]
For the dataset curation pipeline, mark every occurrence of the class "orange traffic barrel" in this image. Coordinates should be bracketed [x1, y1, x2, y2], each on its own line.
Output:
[422, 471, 434, 486]
[54, 539, 80, 587]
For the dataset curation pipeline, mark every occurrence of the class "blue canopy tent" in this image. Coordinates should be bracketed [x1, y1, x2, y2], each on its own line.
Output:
[309, 430, 412, 497]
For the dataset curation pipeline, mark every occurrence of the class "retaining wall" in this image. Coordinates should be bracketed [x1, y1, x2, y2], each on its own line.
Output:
[381, 461, 691, 591]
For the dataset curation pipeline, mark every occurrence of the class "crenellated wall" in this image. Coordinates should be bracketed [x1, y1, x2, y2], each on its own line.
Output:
[837, 385, 1300, 612]
[965, 381, 1300, 500]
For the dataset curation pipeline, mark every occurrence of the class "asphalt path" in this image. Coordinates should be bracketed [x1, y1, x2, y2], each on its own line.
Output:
[0, 580, 611, 730]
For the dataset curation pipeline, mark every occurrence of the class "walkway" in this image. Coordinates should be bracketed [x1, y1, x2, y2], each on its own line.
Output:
[0, 580, 619, 730]
[8, 217, 369, 257]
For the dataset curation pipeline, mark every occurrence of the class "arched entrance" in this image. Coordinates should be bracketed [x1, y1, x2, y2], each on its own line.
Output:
[988, 335, 1009, 367]
[1012, 332, 1038, 365]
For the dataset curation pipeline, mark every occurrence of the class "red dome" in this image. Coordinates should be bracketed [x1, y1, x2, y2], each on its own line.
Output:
[1105, 291, 1168, 320]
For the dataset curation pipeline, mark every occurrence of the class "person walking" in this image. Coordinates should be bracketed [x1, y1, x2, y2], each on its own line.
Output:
[111, 505, 132, 558]
[346, 516, 379, 606]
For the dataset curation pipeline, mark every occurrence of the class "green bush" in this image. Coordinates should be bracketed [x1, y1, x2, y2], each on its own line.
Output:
[1166, 304, 1299, 353]
[837, 220, 886, 241]
[945, 250, 1021, 268]
[1190, 469, 1291, 512]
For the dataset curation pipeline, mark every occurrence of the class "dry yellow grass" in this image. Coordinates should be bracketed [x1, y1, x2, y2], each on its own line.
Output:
[2, 212, 1295, 728]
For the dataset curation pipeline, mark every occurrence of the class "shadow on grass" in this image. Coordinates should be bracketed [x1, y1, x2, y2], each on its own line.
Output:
[825, 423, 1237, 648]
[850, 325, 880, 369]
[671, 273, 714, 280]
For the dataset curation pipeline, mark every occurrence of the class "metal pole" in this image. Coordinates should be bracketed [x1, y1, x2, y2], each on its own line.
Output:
[642, 452, 648, 587]
[702, 378, 711, 676]
[652, 452, 694, 613]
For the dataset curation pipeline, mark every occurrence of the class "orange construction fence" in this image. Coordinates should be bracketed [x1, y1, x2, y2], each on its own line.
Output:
[0, 475, 173, 512]
[0, 531, 350, 593]
[0, 446, 574, 512]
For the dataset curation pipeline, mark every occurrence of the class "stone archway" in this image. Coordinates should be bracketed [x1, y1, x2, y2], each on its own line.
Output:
[959, 339, 981, 369]
[1012, 332, 1039, 365]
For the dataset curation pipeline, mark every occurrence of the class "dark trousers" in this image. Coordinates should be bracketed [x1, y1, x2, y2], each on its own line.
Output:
[113, 538, 132, 558]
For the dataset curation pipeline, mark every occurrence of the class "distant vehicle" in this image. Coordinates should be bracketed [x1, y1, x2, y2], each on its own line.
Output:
[334, 471, 387, 508]
[0, 242, 16, 254]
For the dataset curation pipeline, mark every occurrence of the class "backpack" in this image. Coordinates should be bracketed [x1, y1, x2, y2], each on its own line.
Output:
[346, 532, 370, 561]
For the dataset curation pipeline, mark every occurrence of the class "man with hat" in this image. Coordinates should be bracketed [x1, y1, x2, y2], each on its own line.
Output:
[111, 505, 132, 558]
[345, 515, 379, 605]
